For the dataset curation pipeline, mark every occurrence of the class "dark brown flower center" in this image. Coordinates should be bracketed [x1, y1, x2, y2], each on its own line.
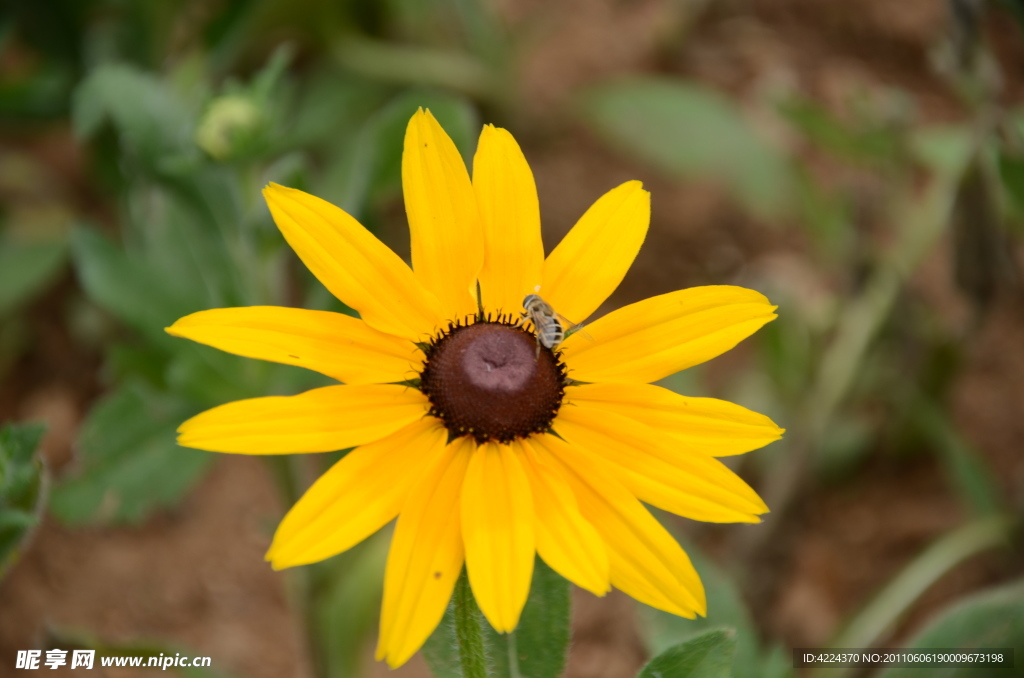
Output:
[419, 318, 565, 443]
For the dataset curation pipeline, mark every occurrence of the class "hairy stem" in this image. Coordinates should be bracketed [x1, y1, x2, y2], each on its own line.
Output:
[454, 569, 489, 678]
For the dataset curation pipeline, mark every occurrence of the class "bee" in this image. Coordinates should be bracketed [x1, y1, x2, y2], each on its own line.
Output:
[522, 294, 589, 357]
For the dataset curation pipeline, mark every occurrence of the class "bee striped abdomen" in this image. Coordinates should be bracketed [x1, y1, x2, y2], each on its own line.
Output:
[523, 293, 564, 352]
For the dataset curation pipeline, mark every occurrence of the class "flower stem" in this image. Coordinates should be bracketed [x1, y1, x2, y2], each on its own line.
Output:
[454, 569, 489, 678]
[507, 630, 522, 678]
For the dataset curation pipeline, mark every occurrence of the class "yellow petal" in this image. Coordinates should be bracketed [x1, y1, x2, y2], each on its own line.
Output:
[532, 432, 705, 617]
[472, 125, 544, 315]
[166, 306, 422, 385]
[556, 405, 768, 523]
[540, 181, 649, 324]
[177, 384, 428, 454]
[263, 183, 443, 340]
[567, 382, 783, 456]
[377, 437, 472, 668]
[403, 109, 483, 320]
[462, 441, 535, 633]
[516, 439, 610, 596]
[267, 418, 446, 568]
[562, 285, 777, 383]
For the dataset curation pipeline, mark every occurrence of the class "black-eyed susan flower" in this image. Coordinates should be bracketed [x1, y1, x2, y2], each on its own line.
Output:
[167, 109, 782, 668]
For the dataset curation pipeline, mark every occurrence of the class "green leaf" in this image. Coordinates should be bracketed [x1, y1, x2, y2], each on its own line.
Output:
[0, 422, 45, 503]
[831, 517, 1013, 652]
[760, 645, 795, 678]
[792, 170, 856, 263]
[912, 399, 1002, 517]
[483, 557, 571, 678]
[73, 63, 199, 173]
[642, 536, 759, 678]
[249, 43, 295, 103]
[877, 579, 1024, 678]
[70, 226, 192, 342]
[0, 421, 47, 577]
[909, 126, 973, 177]
[0, 236, 67, 316]
[778, 96, 902, 166]
[50, 383, 211, 525]
[638, 628, 736, 678]
[334, 37, 492, 102]
[998, 148, 1024, 214]
[580, 77, 794, 217]
[127, 184, 247, 310]
[282, 69, 390, 152]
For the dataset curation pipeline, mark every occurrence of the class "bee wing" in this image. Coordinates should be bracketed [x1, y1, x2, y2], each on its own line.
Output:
[555, 312, 593, 342]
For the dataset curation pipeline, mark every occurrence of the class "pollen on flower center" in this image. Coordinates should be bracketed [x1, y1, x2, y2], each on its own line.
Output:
[419, 318, 565, 443]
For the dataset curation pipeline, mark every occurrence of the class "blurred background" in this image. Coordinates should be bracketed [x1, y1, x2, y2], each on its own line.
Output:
[1, 0, 1023, 676]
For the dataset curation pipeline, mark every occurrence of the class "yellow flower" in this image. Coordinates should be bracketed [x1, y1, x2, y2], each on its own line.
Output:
[166, 109, 782, 667]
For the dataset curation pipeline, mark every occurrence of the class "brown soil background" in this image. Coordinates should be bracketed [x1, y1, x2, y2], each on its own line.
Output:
[2, 1, 1024, 677]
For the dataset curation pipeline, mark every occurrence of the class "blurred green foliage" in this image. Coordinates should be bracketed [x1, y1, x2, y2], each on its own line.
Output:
[2, 0, 1023, 677]
[0, 421, 47, 577]
[2, 2, 482, 673]
[879, 580, 1024, 678]
[582, 77, 796, 218]
[49, 382, 208, 524]
[51, 55, 477, 527]
[0, 235, 67, 317]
